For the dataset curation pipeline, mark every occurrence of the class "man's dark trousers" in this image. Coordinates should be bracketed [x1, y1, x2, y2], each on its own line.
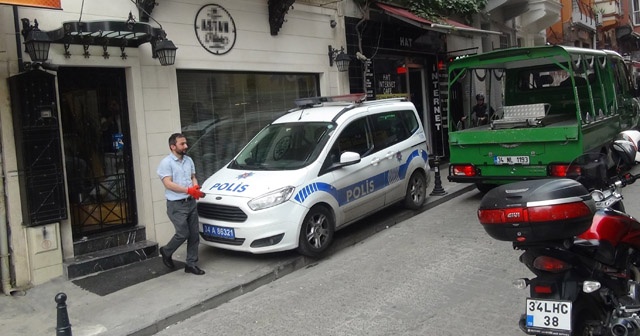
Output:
[164, 198, 200, 267]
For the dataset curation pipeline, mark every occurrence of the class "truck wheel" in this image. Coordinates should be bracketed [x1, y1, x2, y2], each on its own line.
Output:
[403, 171, 426, 210]
[297, 206, 334, 258]
[475, 182, 497, 194]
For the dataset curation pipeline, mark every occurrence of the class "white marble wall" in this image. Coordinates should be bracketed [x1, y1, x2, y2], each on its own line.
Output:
[0, 0, 343, 287]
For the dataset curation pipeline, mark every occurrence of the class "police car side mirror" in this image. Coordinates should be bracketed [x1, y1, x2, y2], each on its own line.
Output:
[340, 151, 361, 165]
[321, 151, 361, 175]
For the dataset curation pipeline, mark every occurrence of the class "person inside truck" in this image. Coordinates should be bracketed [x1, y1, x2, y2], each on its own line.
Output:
[471, 93, 495, 126]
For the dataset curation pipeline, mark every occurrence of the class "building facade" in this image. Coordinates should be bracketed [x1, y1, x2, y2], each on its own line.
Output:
[0, 0, 347, 290]
[0, 0, 564, 292]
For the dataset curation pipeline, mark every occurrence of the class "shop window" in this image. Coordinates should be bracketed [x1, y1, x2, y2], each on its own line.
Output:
[177, 71, 319, 181]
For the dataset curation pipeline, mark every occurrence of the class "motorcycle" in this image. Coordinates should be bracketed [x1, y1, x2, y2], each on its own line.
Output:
[478, 140, 640, 336]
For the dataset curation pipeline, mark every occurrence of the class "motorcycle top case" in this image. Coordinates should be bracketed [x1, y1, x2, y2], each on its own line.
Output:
[477, 179, 595, 242]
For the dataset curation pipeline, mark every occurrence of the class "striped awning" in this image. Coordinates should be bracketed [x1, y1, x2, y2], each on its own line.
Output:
[376, 2, 502, 36]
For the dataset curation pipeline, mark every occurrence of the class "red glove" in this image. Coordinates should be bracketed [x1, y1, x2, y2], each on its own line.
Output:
[187, 185, 205, 200]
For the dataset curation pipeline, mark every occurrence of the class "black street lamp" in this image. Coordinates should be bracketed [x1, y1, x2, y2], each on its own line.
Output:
[22, 19, 51, 63]
[153, 38, 178, 66]
[328, 45, 351, 72]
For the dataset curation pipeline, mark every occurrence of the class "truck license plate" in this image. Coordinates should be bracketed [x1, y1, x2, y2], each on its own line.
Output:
[525, 298, 571, 336]
[203, 224, 235, 240]
[494, 155, 530, 165]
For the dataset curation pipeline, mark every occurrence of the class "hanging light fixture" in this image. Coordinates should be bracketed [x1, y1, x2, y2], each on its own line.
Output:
[22, 19, 52, 63]
[328, 45, 351, 72]
[153, 37, 178, 66]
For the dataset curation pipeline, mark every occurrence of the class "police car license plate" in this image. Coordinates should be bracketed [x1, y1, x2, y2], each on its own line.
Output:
[203, 224, 235, 240]
[525, 298, 571, 336]
[494, 155, 529, 165]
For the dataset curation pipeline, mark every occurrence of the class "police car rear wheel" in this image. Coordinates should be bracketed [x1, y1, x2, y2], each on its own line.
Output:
[297, 206, 334, 258]
[403, 171, 426, 210]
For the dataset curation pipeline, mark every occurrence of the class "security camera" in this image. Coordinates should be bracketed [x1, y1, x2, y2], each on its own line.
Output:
[330, 20, 337, 28]
[356, 52, 368, 61]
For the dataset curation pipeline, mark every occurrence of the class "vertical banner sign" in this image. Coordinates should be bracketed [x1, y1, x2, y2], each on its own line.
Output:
[430, 63, 444, 157]
[0, 0, 61, 9]
[364, 59, 374, 100]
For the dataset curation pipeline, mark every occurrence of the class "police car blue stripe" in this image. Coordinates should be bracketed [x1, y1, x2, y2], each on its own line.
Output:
[292, 149, 427, 206]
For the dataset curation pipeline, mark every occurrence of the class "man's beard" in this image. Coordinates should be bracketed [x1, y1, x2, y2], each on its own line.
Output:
[176, 148, 187, 156]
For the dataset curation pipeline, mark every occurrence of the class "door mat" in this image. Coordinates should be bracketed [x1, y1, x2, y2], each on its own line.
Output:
[72, 257, 184, 296]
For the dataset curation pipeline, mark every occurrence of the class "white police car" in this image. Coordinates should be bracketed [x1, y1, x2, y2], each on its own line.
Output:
[198, 94, 431, 257]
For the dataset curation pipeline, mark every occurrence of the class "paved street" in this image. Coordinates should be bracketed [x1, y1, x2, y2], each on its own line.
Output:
[155, 189, 528, 336]
[156, 164, 640, 336]
[5, 164, 640, 336]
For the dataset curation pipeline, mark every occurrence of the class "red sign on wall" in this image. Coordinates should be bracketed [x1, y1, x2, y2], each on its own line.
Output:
[0, 0, 61, 9]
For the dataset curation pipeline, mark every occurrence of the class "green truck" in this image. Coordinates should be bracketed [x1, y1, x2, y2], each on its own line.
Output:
[446, 45, 640, 192]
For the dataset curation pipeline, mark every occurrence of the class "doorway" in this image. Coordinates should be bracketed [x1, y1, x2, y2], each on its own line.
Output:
[57, 67, 137, 238]
[405, 66, 436, 155]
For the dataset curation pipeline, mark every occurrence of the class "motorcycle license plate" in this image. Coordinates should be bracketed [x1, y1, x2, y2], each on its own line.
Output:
[525, 298, 571, 335]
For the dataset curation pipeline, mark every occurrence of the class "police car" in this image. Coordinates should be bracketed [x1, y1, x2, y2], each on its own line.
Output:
[198, 94, 431, 257]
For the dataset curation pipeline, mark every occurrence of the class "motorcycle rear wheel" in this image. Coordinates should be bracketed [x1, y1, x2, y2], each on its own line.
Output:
[571, 293, 606, 336]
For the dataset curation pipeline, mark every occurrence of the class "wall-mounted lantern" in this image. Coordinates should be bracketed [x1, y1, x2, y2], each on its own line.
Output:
[328, 45, 351, 72]
[153, 36, 178, 66]
[21, 19, 52, 63]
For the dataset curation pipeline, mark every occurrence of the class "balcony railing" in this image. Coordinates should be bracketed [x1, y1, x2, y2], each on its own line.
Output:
[573, 0, 596, 30]
[594, 0, 622, 25]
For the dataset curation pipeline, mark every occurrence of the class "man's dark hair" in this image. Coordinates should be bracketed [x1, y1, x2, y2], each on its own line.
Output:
[168, 133, 186, 146]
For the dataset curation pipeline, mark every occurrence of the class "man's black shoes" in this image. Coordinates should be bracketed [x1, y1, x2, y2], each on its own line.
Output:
[185, 265, 205, 275]
[159, 247, 175, 269]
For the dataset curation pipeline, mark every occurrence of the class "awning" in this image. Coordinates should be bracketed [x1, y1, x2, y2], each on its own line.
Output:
[376, 3, 502, 36]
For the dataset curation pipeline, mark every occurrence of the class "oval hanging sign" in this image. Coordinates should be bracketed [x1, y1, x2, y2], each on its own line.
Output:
[194, 4, 237, 55]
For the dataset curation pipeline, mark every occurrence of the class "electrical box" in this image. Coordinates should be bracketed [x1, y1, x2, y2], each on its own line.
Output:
[26, 222, 63, 285]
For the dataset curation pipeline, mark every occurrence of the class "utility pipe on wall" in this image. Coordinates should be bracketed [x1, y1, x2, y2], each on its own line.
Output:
[0, 151, 17, 295]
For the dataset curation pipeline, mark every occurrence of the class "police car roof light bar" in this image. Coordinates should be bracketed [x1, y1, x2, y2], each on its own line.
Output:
[294, 93, 366, 108]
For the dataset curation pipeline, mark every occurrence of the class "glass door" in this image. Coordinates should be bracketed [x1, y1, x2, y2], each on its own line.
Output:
[57, 67, 137, 238]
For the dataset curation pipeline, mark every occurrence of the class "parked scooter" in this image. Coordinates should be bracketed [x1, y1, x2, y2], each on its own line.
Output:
[478, 141, 640, 335]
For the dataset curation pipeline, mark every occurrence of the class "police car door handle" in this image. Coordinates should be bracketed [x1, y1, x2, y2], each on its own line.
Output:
[370, 157, 382, 166]
[384, 151, 397, 160]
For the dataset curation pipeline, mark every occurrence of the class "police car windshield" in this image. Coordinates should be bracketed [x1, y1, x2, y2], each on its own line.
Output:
[230, 122, 333, 170]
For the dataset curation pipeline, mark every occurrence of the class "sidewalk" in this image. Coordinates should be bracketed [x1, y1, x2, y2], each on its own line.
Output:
[0, 168, 474, 336]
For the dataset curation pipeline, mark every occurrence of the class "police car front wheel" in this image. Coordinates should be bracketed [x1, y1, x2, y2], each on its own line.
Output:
[297, 205, 335, 258]
[403, 171, 427, 210]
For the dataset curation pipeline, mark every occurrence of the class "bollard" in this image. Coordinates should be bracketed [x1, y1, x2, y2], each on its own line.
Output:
[55, 292, 72, 336]
[430, 157, 447, 196]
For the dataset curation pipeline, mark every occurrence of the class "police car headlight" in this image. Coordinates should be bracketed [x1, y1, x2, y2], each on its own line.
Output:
[248, 186, 295, 211]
